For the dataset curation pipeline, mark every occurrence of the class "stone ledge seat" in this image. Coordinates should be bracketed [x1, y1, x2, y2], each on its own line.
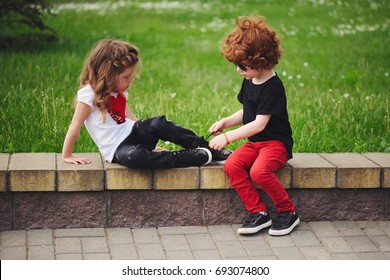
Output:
[0, 152, 389, 230]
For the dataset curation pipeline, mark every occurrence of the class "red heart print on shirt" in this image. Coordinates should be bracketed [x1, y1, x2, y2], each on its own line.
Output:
[109, 93, 127, 124]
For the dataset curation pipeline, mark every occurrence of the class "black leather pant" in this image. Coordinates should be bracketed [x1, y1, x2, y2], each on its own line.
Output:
[113, 115, 205, 169]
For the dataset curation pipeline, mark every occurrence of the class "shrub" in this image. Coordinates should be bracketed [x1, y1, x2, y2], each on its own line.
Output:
[0, 0, 55, 33]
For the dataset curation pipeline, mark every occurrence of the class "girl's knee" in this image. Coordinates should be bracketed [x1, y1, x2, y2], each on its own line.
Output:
[149, 115, 168, 128]
[118, 145, 148, 168]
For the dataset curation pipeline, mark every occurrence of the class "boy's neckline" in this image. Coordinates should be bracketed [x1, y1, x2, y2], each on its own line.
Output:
[252, 70, 276, 85]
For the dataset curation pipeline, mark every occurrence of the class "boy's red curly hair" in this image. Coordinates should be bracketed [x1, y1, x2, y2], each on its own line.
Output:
[222, 15, 282, 70]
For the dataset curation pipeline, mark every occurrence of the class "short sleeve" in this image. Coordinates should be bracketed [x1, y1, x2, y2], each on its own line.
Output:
[77, 85, 95, 108]
[237, 79, 246, 104]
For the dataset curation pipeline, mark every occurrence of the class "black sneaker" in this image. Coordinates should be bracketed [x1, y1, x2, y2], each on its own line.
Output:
[268, 212, 300, 236]
[173, 147, 212, 168]
[237, 212, 272, 235]
[194, 137, 232, 165]
[208, 148, 232, 165]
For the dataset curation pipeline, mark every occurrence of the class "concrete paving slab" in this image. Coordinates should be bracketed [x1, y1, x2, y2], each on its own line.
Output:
[132, 228, 160, 244]
[289, 153, 336, 188]
[309, 221, 345, 237]
[0, 153, 9, 192]
[363, 153, 390, 188]
[110, 243, 138, 260]
[272, 247, 305, 259]
[106, 228, 134, 245]
[104, 162, 152, 190]
[215, 240, 248, 258]
[27, 229, 53, 246]
[200, 165, 231, 189]
[1, 221, 389, 260]
[136, 243, 165, 259]
[28, 245, 54, 260]
[57, 153, 104, 191]
[9, 153, 56, 191]
[166, 250, 194, 260]
[320, 153, 381, 188]
[154, 167, 199, 190]
[161, 234, 190, 251]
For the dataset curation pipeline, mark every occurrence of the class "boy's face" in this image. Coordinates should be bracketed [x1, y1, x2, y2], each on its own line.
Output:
[236, 64, 261, 80]
[115, 66, 136, 92]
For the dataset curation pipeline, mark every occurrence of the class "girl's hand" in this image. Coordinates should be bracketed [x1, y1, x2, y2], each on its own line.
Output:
[209, 134, 228, 150]
[153, 147, 168, 152]
[63, 155, 91, 165]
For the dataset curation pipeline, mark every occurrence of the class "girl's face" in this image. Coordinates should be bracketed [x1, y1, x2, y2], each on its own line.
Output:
[114, 66, 136, 92]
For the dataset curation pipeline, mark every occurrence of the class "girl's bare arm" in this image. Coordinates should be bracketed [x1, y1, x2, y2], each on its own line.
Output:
[62, 102, 92, 164]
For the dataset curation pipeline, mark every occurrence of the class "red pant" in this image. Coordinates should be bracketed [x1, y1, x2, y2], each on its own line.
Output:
[224, 141, 295, 214]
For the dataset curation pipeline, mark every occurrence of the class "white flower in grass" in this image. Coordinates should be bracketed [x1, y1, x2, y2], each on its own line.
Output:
[343, 93, 350, 98]
[299, 83, 304, 87]
[303, 62, 309, 67]
[385, 72, 389, 77]
[365, 96, 370, 100]
[170, 92, 176, 98]
[282, 70, 287, 76]
[288, 75, 293, 80]
[296, 74, 301, 79]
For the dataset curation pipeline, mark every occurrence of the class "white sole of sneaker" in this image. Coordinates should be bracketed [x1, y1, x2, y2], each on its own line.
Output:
[237, 220, 272, 235]
[268, 217, 300, 236]
[212, 160, 226, 165]
[196, 147, 212, 165]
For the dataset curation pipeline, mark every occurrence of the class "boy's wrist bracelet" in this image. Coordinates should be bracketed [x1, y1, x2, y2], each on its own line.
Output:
[224, 133, 230, 144]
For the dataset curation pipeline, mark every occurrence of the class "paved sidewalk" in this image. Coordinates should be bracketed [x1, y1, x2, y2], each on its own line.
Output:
[1, 221, 389, 260]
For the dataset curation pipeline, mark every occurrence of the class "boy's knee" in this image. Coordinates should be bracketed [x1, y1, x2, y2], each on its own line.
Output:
[224, 157, 241, 175]
[250, 165, 273, 184]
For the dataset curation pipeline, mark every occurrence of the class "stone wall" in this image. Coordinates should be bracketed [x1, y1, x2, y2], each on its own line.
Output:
[0, 153, 389, 230]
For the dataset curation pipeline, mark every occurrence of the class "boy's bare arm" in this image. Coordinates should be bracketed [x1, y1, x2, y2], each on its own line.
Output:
[209, 109, 243, 134]
[209, 114, 271, 150]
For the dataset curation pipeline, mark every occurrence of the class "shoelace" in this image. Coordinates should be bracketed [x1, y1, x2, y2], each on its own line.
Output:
[244, 213, 263, 225]
[206, 131, 221, 140]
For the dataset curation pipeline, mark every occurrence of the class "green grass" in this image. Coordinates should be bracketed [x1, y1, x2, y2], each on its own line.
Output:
[1, 0, 389, 154]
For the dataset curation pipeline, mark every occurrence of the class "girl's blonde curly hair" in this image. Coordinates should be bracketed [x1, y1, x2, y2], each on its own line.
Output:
[222, 16, 282, 70]
[79, 39, 139, 121]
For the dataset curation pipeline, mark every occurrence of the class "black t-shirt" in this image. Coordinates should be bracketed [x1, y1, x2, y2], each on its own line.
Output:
[238, 74, 293, 158]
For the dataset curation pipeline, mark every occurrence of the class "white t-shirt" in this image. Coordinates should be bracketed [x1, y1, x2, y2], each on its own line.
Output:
[77, 84, 135, 162]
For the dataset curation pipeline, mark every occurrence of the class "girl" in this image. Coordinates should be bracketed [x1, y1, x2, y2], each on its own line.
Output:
[62, 39, 231, 169]
[209, 16, 299, 236]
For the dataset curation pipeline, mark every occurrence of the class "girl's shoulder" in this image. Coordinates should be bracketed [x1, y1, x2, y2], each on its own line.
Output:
[77, 84, 95, 107]
[78, 84, 94, 95]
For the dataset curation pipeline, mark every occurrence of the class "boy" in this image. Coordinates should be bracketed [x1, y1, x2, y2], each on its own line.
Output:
[209, 16, 299, 236]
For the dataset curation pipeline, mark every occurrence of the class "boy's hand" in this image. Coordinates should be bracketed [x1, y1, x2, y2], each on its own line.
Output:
[209, 134, 228, 150]
[63, 155, 91, 165]
[209, 120, 224, 135]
